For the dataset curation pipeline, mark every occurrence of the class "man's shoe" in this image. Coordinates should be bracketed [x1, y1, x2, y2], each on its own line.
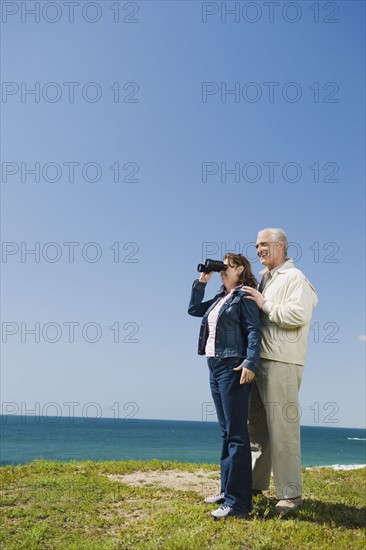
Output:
[211, 505, 251, 520]
[204, 491, 225, 504]
[275, 497, 303, 516]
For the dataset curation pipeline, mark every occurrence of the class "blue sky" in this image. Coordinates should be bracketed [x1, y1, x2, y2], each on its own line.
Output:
[1, 0, 365, 428]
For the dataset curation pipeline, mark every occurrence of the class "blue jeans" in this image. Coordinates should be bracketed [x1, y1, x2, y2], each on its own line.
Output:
[208, 356, 252, 513]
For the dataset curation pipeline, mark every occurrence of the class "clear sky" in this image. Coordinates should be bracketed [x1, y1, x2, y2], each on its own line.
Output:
[1, 0, 365, 429]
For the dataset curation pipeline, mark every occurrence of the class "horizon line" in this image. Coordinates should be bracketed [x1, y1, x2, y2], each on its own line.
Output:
[1, 414, 365, 430]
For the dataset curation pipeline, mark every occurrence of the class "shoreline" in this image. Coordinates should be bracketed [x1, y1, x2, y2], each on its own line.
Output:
[305, 464, 366, 471]
[1, 458, 365, 471]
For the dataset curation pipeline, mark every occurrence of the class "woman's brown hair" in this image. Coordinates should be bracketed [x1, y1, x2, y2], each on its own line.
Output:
[224, 253, 258, 289]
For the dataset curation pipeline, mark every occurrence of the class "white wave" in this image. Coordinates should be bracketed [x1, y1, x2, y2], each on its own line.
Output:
[347, 437, 366, 441]
[306, 464, 366, 471]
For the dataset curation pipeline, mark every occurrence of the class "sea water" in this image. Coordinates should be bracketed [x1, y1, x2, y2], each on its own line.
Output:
[1, 416, 365, 468]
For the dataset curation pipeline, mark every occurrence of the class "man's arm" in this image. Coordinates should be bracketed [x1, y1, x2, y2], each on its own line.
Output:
[262, 273, 317, 328]
[243, 272, 317, 328]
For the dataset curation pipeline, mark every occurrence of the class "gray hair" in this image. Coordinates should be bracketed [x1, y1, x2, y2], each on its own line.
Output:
[258, 227, 288, 258]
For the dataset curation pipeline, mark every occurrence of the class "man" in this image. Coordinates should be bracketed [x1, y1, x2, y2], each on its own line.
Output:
[242, 227, 317, 516]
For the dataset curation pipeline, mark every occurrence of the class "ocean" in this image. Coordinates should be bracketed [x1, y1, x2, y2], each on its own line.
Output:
[1, 416, 365, 469]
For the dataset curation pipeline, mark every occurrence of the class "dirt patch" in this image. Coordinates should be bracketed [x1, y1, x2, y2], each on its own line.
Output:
[106, 469, 220, 496]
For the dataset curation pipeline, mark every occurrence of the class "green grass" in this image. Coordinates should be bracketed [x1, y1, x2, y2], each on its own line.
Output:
[0, 460, 365, 549]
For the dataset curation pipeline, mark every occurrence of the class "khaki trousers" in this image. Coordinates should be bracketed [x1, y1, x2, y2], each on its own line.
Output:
[248, 358, 303, 499]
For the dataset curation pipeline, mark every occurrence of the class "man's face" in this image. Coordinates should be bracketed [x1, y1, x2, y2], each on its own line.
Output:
[256, 231, 285, 270]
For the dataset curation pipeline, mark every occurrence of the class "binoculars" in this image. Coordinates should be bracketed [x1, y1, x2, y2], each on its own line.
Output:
[197, 259, 228, 273]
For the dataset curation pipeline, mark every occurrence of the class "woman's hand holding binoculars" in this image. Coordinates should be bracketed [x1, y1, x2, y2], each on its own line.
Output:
[199, 271, 214, 284]
[197, 259, 228, 284]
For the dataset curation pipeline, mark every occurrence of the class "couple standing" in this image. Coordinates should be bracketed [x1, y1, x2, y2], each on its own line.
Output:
[188, 227, 318, 519]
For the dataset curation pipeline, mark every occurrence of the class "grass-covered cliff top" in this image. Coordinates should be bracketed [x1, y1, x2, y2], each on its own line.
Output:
[0, 460, 365, 549]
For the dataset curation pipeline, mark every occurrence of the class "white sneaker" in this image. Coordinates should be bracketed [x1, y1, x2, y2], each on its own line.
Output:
[204, 491, 225, 504]
[211, 505, 251, 520]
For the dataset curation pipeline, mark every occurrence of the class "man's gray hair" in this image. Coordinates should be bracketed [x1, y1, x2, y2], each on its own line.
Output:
[258, 227, 288, 257]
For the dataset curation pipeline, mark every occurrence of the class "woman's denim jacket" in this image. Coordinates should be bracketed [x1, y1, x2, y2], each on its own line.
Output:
[188, 280, 261, 373]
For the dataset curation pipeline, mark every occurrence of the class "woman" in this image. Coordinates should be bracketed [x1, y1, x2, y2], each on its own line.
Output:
[188, 253, 261, 519]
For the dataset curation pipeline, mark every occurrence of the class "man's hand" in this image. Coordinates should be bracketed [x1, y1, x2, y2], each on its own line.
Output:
[233, 365, 255, 384]
[199, 272, 214, 284]
[242, 286, 266, 309]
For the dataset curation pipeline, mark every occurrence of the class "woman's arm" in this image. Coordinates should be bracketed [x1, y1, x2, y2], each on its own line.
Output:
[188, 278, 221, 317]
[239, 295, 262, 372]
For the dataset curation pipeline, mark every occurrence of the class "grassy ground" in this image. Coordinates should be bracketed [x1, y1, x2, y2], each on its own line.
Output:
[0, 459, 365, 549]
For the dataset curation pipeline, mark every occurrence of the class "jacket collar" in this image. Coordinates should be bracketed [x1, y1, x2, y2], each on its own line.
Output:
[218, 283, 243, 295]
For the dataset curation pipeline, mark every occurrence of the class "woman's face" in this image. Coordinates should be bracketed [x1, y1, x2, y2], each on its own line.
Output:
[220, 258, 243, 289]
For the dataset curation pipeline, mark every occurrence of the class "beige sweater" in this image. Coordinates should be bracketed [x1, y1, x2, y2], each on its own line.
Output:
[260, 260, 318, 365]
